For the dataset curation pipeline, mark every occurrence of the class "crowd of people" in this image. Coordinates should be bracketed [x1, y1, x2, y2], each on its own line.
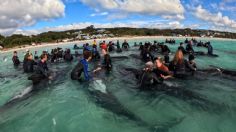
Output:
[11, 38, 215, 90]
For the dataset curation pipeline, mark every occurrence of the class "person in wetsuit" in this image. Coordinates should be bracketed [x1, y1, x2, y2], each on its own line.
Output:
[92, 44, 100, 60]
[28, 54, 51, 84]
[12, 51, 20, 66]
[186, 54, 197, 75]
[71, 51, 92, 81]
[186, 41, 194, 53]
[178, 42, 187, 54]
[34, 51, 39, 61]
[108, 41, 115, 52]
[23, 53, 37, 73]
[122, 40, 130, 50]
[169, 50, 189, 78]
[207, 43, 213, 55]
[93, 53, 113, 73]
[138, 61, 163, 90]
[116, 40, 122, 53]
[141, 48, 154, 62]
[64, 49, 74, 62]
[153, 57, 173, 79]
[161, 45, 171, 54]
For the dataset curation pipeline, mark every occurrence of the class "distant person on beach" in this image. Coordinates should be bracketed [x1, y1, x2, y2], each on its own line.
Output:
[12, 51, 20, 66]
[71, 51, 92, 81]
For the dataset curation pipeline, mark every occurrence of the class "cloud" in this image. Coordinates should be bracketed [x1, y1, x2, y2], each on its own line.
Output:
[90, 12, 108, 17]
[194, 5, 236, 32]
[0, 0, 65, 35]
[80, 0, 185, 20]
[13, 20, 185, 35]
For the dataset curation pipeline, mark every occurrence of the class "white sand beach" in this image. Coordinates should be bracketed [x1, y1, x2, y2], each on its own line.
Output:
[1, 36, 235, 54]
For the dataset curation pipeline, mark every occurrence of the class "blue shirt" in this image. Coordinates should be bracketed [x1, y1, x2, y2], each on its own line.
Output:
[80, 59, 90, 81]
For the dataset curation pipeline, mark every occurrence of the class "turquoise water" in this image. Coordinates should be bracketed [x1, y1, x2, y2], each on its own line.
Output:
[0, 38, 236, 132]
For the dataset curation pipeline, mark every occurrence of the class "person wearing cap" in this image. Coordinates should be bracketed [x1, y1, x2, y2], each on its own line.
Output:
[12, 51, 20, 66]
[138, 61, 163, 90]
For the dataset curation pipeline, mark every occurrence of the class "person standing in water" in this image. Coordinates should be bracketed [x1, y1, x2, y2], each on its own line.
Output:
[28, 54, 52, 84]
[116, 40, 122, 53]
[122, 40, 130, 50]
[23, 53, 37, 73]
[153, 57, 173, 80]
[169, 50, 188, 78]
[12, 51, 20, 66]
[178, 42, 187, 54]
[71, 51, 92, 81]
[207, 43, 213, 55]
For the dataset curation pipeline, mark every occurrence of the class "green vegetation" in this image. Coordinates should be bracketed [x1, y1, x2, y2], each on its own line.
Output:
[1, 26, 236, 49]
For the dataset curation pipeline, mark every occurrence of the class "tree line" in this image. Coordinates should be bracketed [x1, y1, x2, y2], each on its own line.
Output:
[1, 26, 236, 48]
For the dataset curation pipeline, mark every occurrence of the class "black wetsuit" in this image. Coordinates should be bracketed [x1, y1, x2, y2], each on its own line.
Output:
[161, 45, 170, 54]
[122, 42, 130, 49]
[169, 60, 188, 78]
[139, 70, 163, 90]
[186, 44, 194, 53]
[208, 44, 213, 55]
[178, 46, 187, 54]
[12, 56, 20, 66]
[28, 61, 49, 84]
[64, 53, 73, 62]
[169, 59, 196, 78]
[142, 51, 154, 62]
[103, 54, 112, 71]
[23, 59, 37, 73]
[71, 59, 90, 81]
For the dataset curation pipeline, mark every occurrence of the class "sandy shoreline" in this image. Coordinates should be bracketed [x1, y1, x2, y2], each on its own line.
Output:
[0, 36, 235, 54]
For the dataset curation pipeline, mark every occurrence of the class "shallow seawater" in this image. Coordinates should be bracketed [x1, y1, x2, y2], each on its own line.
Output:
[0, 38, 236, 132]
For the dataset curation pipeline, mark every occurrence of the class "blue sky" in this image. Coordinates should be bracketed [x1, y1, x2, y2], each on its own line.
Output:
[1, 0, 236, 35]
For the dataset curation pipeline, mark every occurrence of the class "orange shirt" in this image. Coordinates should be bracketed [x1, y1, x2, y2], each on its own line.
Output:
[101, 44, 107, 50]
[158, 64, 169, 72]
